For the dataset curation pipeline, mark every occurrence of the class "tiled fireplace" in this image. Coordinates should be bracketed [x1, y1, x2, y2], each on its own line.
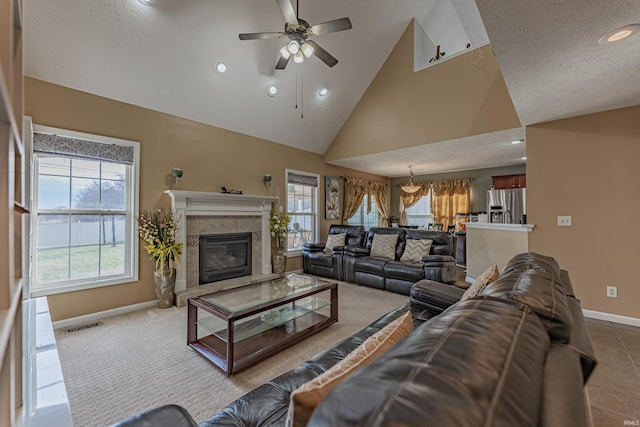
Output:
[164, 190, 278, 301]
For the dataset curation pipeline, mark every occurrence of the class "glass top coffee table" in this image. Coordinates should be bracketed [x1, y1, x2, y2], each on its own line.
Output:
[187, 274, 338, 376]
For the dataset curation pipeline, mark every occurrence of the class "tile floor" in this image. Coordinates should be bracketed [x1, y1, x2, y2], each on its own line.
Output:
[585, 318, 640, 426]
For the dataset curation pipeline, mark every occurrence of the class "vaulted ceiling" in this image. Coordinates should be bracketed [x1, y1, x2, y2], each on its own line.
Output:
[23, 0, 640, 177]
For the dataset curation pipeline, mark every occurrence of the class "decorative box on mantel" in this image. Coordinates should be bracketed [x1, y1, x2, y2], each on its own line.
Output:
[164, 190, 278, 293]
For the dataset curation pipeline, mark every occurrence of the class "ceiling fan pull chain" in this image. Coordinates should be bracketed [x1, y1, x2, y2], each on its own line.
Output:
[301, 63, 304, 119]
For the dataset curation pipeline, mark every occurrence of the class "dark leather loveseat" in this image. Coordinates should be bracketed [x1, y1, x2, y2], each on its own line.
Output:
[303, 226, 457, 295]
[196, 252, 597, 426]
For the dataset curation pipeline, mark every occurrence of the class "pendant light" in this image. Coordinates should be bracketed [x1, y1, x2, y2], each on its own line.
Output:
[401, 165, 421, 194]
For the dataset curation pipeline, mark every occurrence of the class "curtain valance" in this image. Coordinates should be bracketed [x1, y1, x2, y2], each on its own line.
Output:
[33, 132, 135, 165]
[288, 172, 318, 187]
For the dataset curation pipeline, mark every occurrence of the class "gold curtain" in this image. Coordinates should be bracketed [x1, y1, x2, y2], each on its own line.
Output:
[343, 177, 389, 225]
[370, 182, 388, 226]
[430, 179, 472, 229]
[342, 177, 367, 222]
[399, 184, 430, 225]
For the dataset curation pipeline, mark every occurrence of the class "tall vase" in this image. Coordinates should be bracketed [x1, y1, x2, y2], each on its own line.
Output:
[272, 248, 287, 278]
[153, 268, 176, 308]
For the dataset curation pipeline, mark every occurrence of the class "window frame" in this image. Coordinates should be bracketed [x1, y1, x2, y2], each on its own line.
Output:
[285, 168, 319, 256]
[29, 125, 140, 297]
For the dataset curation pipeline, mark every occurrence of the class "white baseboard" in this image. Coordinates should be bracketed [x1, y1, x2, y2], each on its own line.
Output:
[582, 309, 640, 328]
[52, 300, 158, 330]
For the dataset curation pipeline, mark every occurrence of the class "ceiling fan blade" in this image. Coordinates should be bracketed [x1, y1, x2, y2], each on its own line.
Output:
[304, 40, 338, 67]
[275, 54, 291, 70]
[309, 17, 352, 37]
[276, 0, 298, 27]
[239, 32, 287, 40]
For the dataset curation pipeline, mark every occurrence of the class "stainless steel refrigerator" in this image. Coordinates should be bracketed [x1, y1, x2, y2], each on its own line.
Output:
[487, 188, 526, 224]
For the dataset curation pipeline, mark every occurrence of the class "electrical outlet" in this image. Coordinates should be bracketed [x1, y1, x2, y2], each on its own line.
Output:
[607, 286, 618, 298]
[557, 216, 572, 227]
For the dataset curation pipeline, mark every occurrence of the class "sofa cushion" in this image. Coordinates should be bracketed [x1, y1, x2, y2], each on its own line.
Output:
[384, 261, 424, 282]
[308, 298, 550, 427]
[461, 264, 499, 300]
[286, 311, 413, 427]
[306, 251, 333, 268]
[480, 269, 572, 343]
[352, 257, 387, 275]
[400, 239, 433, 263]
[370, 233, 399, 259]
[405, 229, 453, 256]
[323, 233, 346, 253]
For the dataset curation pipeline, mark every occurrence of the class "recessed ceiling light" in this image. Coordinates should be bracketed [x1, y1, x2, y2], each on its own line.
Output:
[599, 24, 640, 44]
[266, 84, 278, 97]
[511, 139, 524, 144]
[319, 87, 328, 97]
[215, 61, 227, 74]
[138, 0, 152, 5]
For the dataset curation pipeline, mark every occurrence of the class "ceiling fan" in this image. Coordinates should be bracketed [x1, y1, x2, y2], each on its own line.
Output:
[238, 0, 352, 70]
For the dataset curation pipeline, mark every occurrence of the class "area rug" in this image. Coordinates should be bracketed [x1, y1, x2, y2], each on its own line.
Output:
[54, 281, 408, 426]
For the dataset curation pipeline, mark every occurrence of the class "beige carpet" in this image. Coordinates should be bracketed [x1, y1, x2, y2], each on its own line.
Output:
[55, 281, 408, 427]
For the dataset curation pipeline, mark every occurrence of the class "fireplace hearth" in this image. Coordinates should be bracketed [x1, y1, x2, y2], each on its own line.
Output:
[199, 232, 252, 284]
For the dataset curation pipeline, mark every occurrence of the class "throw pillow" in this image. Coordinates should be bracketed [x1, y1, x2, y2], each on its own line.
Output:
[323, 233, 346, 253]
[370, 233, 399, 259]
[286, 311, 413, 427]
[461, 264, 500, 300]
[400, 239, 433, 263]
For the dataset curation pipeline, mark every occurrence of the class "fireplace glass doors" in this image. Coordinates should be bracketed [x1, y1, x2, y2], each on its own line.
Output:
[199, 232, 252, 284]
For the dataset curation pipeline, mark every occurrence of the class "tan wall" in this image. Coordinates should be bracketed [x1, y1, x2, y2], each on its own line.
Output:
[324, 20, 521, 162]
[466, 227, 529, 279]
[25, 78, 387, 321]
[527, 105, 640, 318]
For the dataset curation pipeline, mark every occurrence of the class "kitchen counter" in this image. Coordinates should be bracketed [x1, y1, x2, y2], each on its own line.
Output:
[464, 222, 535, 232]
[463, 222, 535, 282]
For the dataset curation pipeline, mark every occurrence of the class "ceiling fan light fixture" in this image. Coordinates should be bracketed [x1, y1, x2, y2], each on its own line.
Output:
[293, 50, 304, 63]
[301, 42, 314, 58]
[401, 165, 421, 194]
[279, 45, 291, 59]
[287, 40, 300, 54]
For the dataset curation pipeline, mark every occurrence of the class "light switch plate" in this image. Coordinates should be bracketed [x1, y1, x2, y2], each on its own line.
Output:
[557, 216, 572, 227]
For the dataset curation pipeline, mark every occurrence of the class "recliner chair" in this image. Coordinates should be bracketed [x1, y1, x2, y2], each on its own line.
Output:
[302, 225, 365, 280]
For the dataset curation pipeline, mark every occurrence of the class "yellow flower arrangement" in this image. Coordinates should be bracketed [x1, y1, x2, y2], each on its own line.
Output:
[137, 209, 182, 276]
[269, 210, 292, 249]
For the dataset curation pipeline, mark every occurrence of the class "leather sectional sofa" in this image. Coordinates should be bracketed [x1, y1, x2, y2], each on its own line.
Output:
[198, 252, 597, 426]
[303, 225, 457, 295]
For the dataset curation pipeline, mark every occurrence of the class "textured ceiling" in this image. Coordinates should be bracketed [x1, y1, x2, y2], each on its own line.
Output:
[476, 0, 640, 126]
[23, 0, 640, 177]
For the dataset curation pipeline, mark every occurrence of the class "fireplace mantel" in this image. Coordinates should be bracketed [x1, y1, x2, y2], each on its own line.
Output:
[165, 190, 279, 292]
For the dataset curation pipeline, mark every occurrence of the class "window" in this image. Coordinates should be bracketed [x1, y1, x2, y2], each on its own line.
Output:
[30, 126, 139, 296]
[405, 193, 433, 228]
[347, 195, 379, 230]
[286, 170, 318, 253]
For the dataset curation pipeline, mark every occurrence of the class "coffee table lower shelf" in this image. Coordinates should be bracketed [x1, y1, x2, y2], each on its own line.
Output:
[189, 312, 336, 375]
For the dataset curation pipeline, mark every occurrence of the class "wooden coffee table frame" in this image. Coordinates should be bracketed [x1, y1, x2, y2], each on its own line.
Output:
[187, 280, 338, 376]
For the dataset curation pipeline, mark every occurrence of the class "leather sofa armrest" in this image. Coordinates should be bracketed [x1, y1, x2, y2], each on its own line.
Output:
[303, 242, 326, 252]
[344, 246, 370, 257]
